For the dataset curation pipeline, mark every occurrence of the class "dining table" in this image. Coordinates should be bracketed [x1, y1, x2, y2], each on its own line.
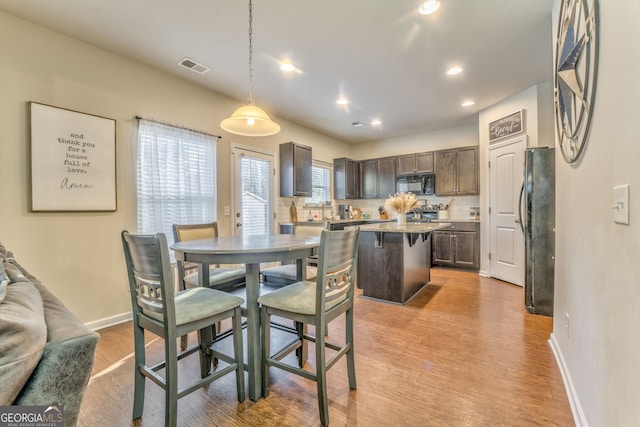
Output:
[170, 233, 321, 401]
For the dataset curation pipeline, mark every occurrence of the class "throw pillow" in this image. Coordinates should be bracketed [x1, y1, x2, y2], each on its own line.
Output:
[0, 261, 8, 304]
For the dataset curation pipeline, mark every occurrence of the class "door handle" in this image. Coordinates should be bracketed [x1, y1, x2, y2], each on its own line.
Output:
[518, 183, 525, 234]
[236, 222, 243, 227]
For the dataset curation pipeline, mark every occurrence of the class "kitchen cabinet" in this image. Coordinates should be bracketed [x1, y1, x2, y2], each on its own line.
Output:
[279, 142, 312, 197]
[333, 157, 359, 199]
[431, 222, 479, 269]
[360, 156, 396, 199]
[434, 146, 478, 196]
[397, 152, 434, 175]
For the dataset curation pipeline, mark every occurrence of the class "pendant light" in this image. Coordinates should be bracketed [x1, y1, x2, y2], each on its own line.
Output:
[221, 0, 280, 136]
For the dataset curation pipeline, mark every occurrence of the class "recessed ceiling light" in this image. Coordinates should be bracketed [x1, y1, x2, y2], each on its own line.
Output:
[446, 66, 463, 75]
[419, 0, 441, 15]
[280, 62, 296, 72]
[371, 119, 382, 126]
[462, 100, 475, 107]
[336, 98, 349, 105]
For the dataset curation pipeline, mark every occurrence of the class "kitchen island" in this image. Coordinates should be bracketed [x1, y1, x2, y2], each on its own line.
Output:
[357, 222, 451, 304]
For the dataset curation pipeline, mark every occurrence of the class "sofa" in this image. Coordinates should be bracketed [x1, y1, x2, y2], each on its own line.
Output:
[0, 242, 99, 426]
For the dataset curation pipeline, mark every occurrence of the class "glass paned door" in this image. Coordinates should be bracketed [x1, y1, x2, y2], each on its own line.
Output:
[232, 146, 275, 236]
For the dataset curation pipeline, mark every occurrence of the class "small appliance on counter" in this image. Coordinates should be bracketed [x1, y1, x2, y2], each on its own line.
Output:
[378, 206, 389, 219]
[338, 204, 352, 219]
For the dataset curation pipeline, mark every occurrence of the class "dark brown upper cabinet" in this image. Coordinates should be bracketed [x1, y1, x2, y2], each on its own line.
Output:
[360, 156, 396, 199]
[333, 158, 359, 199]
[279, 142, 312, 197]
[397, 152, 434, 175]
[434, 146, 478, 196]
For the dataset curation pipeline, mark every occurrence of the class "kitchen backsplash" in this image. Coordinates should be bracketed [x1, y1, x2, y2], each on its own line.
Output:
[278, 195, 480, 223]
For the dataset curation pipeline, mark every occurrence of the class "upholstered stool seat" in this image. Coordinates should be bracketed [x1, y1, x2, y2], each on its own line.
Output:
[183, 267, 246, 290]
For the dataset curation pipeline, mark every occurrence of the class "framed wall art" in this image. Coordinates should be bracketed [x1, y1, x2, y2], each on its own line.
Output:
[489, 110, 525, 143]
[29, 102, 117, 212]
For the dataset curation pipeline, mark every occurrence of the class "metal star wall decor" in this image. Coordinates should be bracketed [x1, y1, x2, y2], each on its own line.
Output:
[554, 0, 599, 164]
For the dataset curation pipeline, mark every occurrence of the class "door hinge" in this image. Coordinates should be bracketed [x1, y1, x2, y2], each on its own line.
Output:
[488, 160, 491, 168]
[488, 206, 491, 214]
[489, 252, 492, 260]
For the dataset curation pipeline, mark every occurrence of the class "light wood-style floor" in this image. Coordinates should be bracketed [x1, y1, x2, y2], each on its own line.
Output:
[80, 269, 574, 426]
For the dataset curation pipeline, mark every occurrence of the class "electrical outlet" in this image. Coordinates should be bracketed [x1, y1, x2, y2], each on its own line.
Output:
[613, 184, 630, 224]
[565, 312, 570, 338]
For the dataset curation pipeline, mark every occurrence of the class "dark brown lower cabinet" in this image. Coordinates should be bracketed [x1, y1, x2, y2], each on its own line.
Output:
[431, 222, 479, 270]
[357, 231, 431, 304]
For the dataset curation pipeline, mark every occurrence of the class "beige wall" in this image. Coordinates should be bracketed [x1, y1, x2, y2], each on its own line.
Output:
[550, 1, 640, 425]
[0, 11, 350, 326]
[350, 120, 479, 160]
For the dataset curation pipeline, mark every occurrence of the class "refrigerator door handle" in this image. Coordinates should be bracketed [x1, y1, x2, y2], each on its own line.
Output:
[518, 182, 525, 234]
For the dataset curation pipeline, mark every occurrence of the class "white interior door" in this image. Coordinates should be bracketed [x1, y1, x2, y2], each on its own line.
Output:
[231, 146, 275, 237]
[489, 137, 525, 286]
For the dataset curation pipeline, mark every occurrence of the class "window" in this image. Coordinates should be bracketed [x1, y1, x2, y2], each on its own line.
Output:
[136, 119, 217, 249]
[239, 153, 273, 236]
[305, 162, 332, 205]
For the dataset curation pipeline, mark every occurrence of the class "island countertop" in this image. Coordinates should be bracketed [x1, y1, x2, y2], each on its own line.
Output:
[358, 222, 452, 233]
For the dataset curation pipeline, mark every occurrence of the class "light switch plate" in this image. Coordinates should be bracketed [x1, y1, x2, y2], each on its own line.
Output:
[613, 184, 630, 224]
[224, 206, 231, 216]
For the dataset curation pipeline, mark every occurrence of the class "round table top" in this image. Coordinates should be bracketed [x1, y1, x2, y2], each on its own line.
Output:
[171, 234, 320, 255]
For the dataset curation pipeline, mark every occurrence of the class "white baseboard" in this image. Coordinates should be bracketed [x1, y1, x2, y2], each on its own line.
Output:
[85, 311, 132, 331]
[478, 269, 489, 277]
[549, 333, 588, 427]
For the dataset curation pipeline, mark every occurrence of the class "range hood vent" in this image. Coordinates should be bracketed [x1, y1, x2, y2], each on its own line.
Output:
[177, 57, 210, 74]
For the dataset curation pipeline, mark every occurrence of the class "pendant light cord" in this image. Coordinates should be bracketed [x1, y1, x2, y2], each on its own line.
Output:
[248, 0, 255, 105]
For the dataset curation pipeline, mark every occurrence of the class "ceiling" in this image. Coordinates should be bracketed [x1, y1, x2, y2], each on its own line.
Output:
[0, 0, 553, 143]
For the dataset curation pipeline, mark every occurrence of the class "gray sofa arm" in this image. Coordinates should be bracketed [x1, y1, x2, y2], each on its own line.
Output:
[13, 277, 99, 427]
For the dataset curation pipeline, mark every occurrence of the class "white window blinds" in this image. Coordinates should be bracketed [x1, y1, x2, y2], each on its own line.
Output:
[136, 119, 217, 248]
[306, 163, 331, 204]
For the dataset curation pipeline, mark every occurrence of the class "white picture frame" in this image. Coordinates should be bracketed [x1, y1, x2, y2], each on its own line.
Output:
[29, 102, 117, 212]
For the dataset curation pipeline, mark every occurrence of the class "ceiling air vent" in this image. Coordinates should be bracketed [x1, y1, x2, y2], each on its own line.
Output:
[177, 57, 210, 74]
[351, 121, 365, 127]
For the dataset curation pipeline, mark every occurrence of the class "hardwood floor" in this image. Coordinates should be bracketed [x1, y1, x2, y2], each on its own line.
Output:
[80, 269, 573, 426]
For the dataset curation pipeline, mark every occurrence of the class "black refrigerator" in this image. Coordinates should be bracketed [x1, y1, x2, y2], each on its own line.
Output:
[519, 147, 555, 317]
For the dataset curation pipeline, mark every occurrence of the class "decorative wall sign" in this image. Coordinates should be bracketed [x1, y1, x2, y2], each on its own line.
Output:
[489, 110, 524, 143]
[554, 0, 599, 164]
[29, 102, 117, 212]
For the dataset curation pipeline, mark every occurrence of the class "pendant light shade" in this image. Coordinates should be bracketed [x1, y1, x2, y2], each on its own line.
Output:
[221, 104, 281, 136]
[221, 0, 280, 137]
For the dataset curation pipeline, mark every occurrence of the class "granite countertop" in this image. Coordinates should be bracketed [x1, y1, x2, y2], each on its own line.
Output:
[358, 222, 452, 233]
[431, 218, 480, 223]
[283, 218, 392, 225]
[281, 218, 479, 225]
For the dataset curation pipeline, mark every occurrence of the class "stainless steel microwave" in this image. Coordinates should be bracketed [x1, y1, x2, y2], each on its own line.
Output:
[396, 174, 435, 195]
